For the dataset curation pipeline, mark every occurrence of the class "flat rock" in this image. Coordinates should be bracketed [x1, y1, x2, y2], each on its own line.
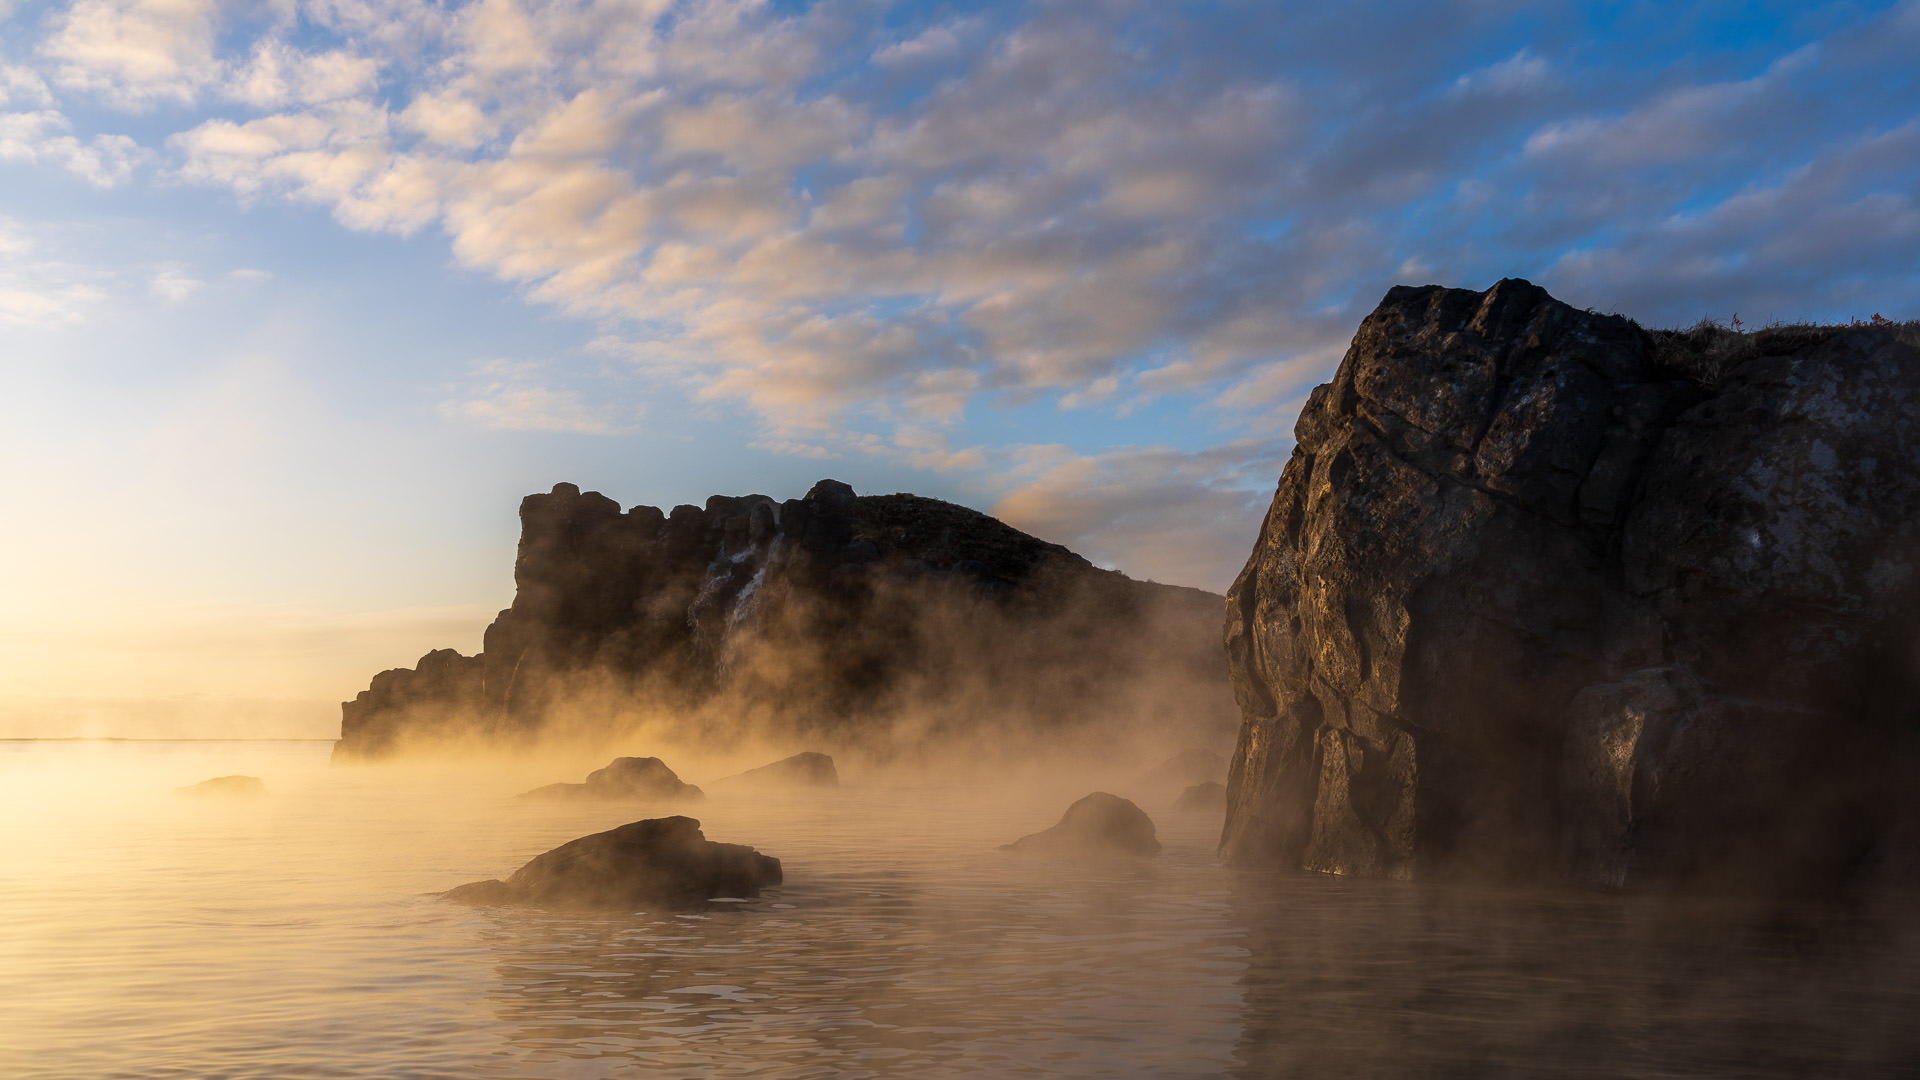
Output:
[1003, 792, 1161, 858]
[444, 816, 781, 909]
[518, 756, 704, 801]
[713, 751, 839, 789]
[176, 775, 266, 797]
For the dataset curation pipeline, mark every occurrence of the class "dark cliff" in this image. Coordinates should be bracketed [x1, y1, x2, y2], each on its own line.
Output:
[1221, 279, 1920, 890]
[337, 480, 1237, 760]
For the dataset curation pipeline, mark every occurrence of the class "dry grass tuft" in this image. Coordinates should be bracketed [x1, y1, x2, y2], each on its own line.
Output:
[1641, 312, 1919, 388]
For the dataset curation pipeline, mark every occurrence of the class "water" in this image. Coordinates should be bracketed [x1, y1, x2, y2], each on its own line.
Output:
[2, 741, 1916, 1078]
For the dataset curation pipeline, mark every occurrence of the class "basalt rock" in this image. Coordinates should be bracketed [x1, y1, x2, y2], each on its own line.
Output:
[1221, 279, 1920, 891]
[518, 756, 704, 801]
[444, 816, 780, 909]
[1003, 792, 1161, 858]
[336, 480, 1236, 760]
[712, 751, 839, 789]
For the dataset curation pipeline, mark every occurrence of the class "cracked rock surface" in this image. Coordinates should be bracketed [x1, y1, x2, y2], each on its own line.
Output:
[1221, 279, 1920, 890]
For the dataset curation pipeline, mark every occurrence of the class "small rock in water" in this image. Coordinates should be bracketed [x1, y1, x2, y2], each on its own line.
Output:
[176, 775, 266, 797]
[1172, 781, 1226, 813]
[712, 751, 839, 789]
[1002, 792, 1161, 858]
[1132, 748, 1228, 792]
[443, 816, 782, 909]
[517, 756, 704, 801]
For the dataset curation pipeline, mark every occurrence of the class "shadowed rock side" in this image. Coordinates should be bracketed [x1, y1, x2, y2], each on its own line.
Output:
[1221, 279, 1920, 891]
[713, 752, 839, 789]
[518, 756, 704, 801]
[1003, 792, 1161, 858]
[336, 480, 1237, 760]
[444, 816, 781, 909]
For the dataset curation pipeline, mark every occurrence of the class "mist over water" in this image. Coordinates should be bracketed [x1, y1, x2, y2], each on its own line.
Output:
[4, 739, 1917, 1078]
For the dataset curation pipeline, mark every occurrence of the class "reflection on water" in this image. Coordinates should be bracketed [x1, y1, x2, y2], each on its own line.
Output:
[1, 740, 1916, 1078]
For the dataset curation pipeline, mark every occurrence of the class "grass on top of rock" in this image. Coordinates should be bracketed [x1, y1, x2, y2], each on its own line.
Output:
[1637, 312, 1920, 389]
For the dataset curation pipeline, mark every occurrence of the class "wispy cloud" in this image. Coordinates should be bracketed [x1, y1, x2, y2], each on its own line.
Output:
[443, 359, 634, 435]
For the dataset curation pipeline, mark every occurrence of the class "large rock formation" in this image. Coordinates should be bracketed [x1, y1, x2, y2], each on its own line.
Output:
[1003, 792, 1162, 858]
[444, 816, 781, 909]
[337, 480, 1236, 759]
[517, 756, 704, 801]
[1221, 279, 1920, 890]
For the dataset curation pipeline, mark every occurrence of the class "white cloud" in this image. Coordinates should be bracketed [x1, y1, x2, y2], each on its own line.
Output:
[444, 360, 633, 434]
[149, 263, 203, 302]
[0, 110, 147, 186]
[40, 0, 223, 108]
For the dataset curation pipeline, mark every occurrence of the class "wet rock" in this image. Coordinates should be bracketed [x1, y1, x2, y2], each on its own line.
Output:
[1172, 781, 1227, 813]
[176, 775, 266, 797]
[1221, 278, 1920, 891]
[443, 816, 781, 909]
[519, 757, 704, 801]
[712, 751, 839, 789]
[1003, 792, 1161, 858]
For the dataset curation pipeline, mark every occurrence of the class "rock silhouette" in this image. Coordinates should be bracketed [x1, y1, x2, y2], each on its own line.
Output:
[1003, 792, 1161, 858]
[175, 775, 266, 797]
[1221, 278, 1920, 891]
[335, 480, 1236, 759]
[712, 752, 839, 789]
[518, 756, 704, 801]
[1172, 781, 1226, 814]
[444, 816, 780, 909]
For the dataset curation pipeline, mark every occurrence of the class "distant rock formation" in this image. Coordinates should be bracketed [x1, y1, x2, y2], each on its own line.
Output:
[1222, 279, 1920, 891]
[444, 816, 780, 909]
[336, 480, 1237, 760]
[1132, 748, 1228, 793]
[1172, 781, 1226, 814]
[1003, 792, 1161, 858]
[176, 775, 266, 797]
[712, 752, 839, 789]
[518, 756, 704, 801]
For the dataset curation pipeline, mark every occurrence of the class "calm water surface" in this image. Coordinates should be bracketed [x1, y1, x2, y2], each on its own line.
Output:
[2, 740, 1916, 1078]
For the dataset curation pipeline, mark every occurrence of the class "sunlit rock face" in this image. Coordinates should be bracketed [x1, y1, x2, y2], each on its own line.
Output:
[1221, 279, 1920, 890]
[336, 480, 1237, 760]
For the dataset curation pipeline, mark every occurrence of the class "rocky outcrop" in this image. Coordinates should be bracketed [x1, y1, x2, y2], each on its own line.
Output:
[518, 756, 704, 801]
[337, 480, 1237, 760]
[444, 816, 780, 909]
[1221, 279, 1920, 890]
[1003, 792, 1161, 858]
[712, 752, 839, 789]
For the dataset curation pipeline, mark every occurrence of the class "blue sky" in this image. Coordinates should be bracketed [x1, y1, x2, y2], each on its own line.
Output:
[2, 0, 1917, 735]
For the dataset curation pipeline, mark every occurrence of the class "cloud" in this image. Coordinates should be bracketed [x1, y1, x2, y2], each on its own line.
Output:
[39, 0, 223, 108]
[0, 219, 106, 326]
[443, 360, 634, 434]
[990, 439, 1294, 591]
[0, 109, 147, 186]
[149, 263, 202, 302]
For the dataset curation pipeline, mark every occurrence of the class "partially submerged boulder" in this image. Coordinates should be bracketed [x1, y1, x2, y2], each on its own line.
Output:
[1003, 792, 1161, 858]
[713, 751, 839, 789]
[518, 756, 704, 801]
[444, 816, 782, 909]
[1132, 748, 1228, 792]
[176, 775, 265, 797]
[1172, 781, 1227, 813]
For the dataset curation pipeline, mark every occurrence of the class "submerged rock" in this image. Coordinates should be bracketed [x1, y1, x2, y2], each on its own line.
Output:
[444, 816, 781, 909]
[518, 756, 704, 801]
[1172, 781, 1227, 814]
[1132, 748, 1228, 792]
[1221, 278, 1920, 891]
[175, 775, 266, 797]
[712, 751, 839, 789]
[1003, 792, 1161, 858]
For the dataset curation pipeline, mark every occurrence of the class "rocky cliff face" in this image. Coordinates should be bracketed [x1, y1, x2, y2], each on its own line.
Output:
[337, 480, 1236, 760]
[1221, 279, 1920, 890]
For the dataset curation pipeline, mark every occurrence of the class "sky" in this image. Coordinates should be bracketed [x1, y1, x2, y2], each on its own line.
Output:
[2, 0, 1917, 737]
